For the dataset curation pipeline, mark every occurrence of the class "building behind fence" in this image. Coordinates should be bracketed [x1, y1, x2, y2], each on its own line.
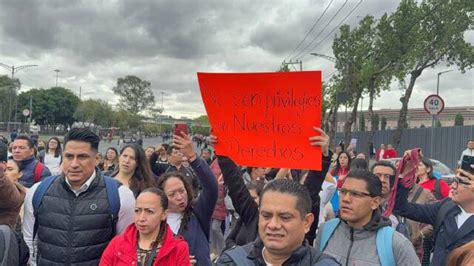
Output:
[335, 125, 474, 169]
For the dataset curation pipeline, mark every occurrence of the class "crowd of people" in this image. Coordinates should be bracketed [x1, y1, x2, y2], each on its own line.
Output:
[0, 127, 473, 266]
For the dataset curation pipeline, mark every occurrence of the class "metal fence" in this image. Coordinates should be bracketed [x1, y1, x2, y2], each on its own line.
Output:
[335, 125, 474, 169]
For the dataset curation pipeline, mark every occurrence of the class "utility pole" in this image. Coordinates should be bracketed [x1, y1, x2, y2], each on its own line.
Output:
[54, 69, 61, 87]
[282, 60, 303, 71]
[79, 86, 82, 100]
[0, 63, 38, 132]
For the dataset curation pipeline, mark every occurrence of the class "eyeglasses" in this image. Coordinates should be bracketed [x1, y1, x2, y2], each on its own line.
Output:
[452, 177, 471, 188]
[338, 188, 373, 199]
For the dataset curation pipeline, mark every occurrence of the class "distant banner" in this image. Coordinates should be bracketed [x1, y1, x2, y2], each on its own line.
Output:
[198, 71, 322, 170]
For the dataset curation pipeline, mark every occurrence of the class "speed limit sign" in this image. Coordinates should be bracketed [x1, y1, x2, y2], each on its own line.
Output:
[423, 94, 445, 115]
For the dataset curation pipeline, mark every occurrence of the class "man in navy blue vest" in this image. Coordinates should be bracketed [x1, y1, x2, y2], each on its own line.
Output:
[22, 128, 135, 265]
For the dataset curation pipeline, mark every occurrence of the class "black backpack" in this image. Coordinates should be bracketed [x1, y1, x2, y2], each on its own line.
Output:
[0, 225, 19, 266]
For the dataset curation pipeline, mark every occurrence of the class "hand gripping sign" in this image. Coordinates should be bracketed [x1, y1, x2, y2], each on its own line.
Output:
[198, 71, 322, 170]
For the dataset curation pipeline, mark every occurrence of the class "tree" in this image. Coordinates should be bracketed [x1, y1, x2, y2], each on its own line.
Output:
[0, 75, 20, 125]
[18, 87, 80, 131]
[359, 112, 366, 132]
[371, 114, 380, 131]
[74, 99, 115, 128]
[420, 123, 426, 128]
[112, 75, 155, 115]
[454, 113, 464, 126]
[193, 115, 209, 125]
[112, 109, 142, 130]
[436, 120, 442, 128]
[381, 116, 387, 130]
[333, 17, 378, 145]
[390, 0, 473, 147]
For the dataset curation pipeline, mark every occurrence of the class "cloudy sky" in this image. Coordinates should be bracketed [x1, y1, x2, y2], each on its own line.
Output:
[0, 0, 472, 119]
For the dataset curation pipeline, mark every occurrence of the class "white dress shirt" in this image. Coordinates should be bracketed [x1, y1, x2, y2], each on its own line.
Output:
[22, 171, 135, 264]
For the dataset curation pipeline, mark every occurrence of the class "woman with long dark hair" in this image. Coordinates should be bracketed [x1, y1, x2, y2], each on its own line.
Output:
[39, 137, 62, 175]
[157, 133, 218, 266]
[113, 144, 156, 197]
[100, 188, 190, 265]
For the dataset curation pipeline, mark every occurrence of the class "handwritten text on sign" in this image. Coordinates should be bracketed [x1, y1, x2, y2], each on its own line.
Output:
[198, 71, 322, 170]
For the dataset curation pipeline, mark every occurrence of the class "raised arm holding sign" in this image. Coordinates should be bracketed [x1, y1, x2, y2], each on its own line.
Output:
[197, 71, 322, 170]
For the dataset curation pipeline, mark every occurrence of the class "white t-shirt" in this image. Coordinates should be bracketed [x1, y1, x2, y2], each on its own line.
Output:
[167, 212, 183, 234]
[44, 153, 62, 176]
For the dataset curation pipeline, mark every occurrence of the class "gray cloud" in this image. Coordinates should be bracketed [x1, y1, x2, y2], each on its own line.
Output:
[0, 0, 471, 119]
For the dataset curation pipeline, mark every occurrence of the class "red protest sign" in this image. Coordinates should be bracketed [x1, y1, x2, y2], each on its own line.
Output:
[198, 71, 322, 170]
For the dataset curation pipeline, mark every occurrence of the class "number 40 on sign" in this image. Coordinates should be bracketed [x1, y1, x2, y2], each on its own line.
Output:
[423, 94, 445, 115]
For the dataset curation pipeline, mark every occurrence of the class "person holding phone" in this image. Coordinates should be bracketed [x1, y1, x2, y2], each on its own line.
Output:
[157, 133, 218, 266]
[393, 149, 474, 266]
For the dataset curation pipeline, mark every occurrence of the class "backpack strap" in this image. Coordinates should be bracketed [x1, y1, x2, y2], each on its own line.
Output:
[0, 225, 12, 266]
[434, 179, 443, 200]
[32, 175, 59, 241]
[433, 200, 456, 242]
[33, 162, 45, 184]
[376, 226, 396, 266]
[224, 246, 254, 266]
[411, 186, 424, 203]
[103, 176, 121, 234]
[319, 218, 341, 252]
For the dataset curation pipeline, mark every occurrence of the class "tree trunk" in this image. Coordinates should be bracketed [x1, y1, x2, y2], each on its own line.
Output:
[392, 69, 422, 148]
[343, 89, 362, 148]
[367, 78, 376, 159]
[328, 105, 339, 149]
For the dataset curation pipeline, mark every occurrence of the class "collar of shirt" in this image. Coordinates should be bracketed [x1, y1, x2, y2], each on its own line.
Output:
[455, 205, 474, 229]
[65, 170, 96, 196]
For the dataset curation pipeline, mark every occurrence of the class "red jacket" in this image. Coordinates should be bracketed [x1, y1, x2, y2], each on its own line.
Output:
[383, 148, 398, 159]
[100, 224, 190, 266]
[419, 178, 450, 199]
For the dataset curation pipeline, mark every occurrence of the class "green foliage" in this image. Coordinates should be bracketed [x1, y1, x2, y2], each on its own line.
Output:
[420, 124, 426, 128]
[112, 75, 155, 115]
[113, 109, 142, 130]
[436, 120, 442, 127]
[193, 115, 209, 125]
[18, 87, 80, 128]
[278, 64, 290, 72]
[381, 116, 387, 130]
[74, 99, 115, 128]
[192, 126, 210, 135]
[454, 113, 464, 126]
[0, 75, 20, 123]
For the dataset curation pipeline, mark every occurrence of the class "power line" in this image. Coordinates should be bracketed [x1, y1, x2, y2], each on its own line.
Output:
[302, 0, 363, 61]
[291, 0, 349, 60]
[283, 0, 334, 62]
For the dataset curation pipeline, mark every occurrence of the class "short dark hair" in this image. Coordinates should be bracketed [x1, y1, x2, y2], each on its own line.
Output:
[345, 169, 383, 197]
[0, 142, 7, 162]
[259, 179, 311, 219]
[166, 145, 178, 155]
[64, 128, 100, 152]
[370, 160, 397, 175]
[246, 180, 264, 196]
[201, 148, 212, 154]
[14, 135, 34, 149]
[350, 158, 368, 171]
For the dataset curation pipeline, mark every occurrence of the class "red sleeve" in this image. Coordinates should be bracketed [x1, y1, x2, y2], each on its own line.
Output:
[440, 180, 451, 198]
[99, 237, 117, 266]
[176, 240, 191, 266]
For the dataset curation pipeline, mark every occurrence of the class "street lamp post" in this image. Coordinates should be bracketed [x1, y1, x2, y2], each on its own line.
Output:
[430, 69, 453, 157]
[0, 63, 38, 132]
[54, 69, 61, 87]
